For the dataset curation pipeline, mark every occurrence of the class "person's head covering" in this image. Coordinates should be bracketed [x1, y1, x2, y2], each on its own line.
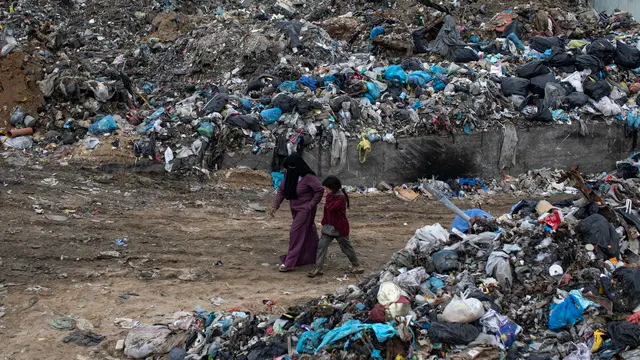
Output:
[283, 154, 315, 200]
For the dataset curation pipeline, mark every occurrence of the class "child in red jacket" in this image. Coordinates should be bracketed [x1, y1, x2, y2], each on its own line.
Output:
[308, 176, 363, 278]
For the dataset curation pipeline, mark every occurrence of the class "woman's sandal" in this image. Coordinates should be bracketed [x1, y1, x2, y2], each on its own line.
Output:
[279, 264, 293, 272]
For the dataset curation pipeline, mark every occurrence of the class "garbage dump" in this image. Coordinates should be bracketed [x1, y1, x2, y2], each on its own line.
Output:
[2, 0, 640, 177]
[109, 152, 640, 359]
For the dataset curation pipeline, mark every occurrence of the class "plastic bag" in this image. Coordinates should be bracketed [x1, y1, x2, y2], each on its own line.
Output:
[529, 36, 564, 53]
[587, 38, 615, 64]
[548, 294, 584, 330]
[405, 223, 449, 256]
[441, 291, 486, 323]
[486, 251, 513, 289]
[384, 65, 408, 84]
[9, 106, 26, 126]
[501, 77, 530, 97]
[393, 267, 428, 292]
[562, 72, 584, 93]
[543, 82, 566, 109]
[260, 108, 282, 125]
[547, 47, 576, 68]
[407, 71, 432, 88]
[431, 249, 459, 273]
[428, 322, 480, 345]
[124, 325, 174, 359]
[615, 41, 640, 69]
[516, 60, 550, 79]
[453, 47, 478, 63]
[197, 122, 214, 137]
[575, 55, 604, 72]
[565, 92, 589, 108]
[594, 96, 621, 116]
[1, 135, 33, 149]
[583, 76, 611, 101]
[529, 73, 557, 96]
[88, 115, 117, 135]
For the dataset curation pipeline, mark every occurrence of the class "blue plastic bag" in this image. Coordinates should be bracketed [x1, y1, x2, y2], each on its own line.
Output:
[451, 208, 493, 233]
[298, 76, 318, 91]
[88, 115, 117, 135]
[366, 82, 381, 99]
[407, 71, 432, 87]
[271, 171, 284, 190]
[278, 81, 297, 92]
[548, 294, 584, 330]
[384, 65, 407, 84]
[260, 108, 282, 125]
[433, 79, 446, 92]
[315, 320, 396, 352]
[430, 65, 445, 75]
[324, 74, 337, 87]
[197, 122, 215, 137]
[240, 98, 252, 110]
[370, 26, 384, 40]
[506, 33, 525, 50]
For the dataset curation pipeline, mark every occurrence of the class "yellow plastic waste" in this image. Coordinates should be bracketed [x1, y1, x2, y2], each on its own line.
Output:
[357, 137, 371, 164]
[567, 39, 589, 49]
[591, 329, 605, 352]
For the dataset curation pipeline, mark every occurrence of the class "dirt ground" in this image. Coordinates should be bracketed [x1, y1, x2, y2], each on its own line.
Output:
[0, 52, 43, 131]
[0, 155, 524, 359]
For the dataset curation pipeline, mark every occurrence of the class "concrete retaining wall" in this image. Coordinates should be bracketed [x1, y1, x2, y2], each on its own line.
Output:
[591, 0, 640, 19]
[223, 122, 633, 186]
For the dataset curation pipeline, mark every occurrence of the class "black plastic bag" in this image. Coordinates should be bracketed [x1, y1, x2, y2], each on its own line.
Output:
[576, 214, 620, 258]
[615, 40, 640, 69]
[606, 321, 640, 349]
[617, 162, 639, 179]
[228, 114, 259, 131]
[529, 72, 557, 96]
[275, 21, 303, 50]
[530, 36, 564, 53]
[501, 77, 530, 97]
[453, 47, 478, 63]
[271, 93, 297, 113]
[523, 95, 552, 122]
[612, 268, 640, 312]
[559, 81, 575, 94]
[203, 93, 229, 114]
[575, 55, 605, 73]
[583, 76, 612, 101]
[517, 60, 551, 79]
[428, 322, 480, 345]
[564, 92, 589, 108]
[587, 38, 615, 64]
[431, 249, 459, 273]
[547, 47, 576, 68]
[502, 21, 523, 38]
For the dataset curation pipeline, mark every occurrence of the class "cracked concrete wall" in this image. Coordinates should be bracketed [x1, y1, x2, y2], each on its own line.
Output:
[224, 122, 632, 186]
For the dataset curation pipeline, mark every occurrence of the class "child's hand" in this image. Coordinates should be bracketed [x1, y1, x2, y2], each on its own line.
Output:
[269, 208, 277, 217]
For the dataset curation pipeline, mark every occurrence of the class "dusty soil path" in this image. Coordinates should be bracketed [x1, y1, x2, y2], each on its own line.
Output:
[0, 157, 523, 359]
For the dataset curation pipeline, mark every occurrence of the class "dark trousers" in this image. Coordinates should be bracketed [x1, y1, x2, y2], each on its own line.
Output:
[316, 234, 359, 270]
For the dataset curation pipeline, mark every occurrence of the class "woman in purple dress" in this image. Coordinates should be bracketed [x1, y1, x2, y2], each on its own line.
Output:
[269, 154, 325, 272]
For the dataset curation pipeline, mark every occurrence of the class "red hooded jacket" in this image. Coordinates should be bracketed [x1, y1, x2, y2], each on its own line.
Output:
[321, 190, 350, 237]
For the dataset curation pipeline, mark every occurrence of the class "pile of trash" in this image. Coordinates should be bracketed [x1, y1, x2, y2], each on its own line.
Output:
[2, 0, 640, 176]
[108, 154, 640, 359]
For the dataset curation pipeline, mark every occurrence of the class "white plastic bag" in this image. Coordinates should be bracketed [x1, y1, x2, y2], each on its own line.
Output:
[441, 290, 485, 323]
[562, 71, 584, 93]
[404, 223, 449, 256]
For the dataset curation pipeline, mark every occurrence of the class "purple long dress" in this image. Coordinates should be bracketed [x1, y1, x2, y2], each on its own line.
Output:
[273, 174, 325, 269]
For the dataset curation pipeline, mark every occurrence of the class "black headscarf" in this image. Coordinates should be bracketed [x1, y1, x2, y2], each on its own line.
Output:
[283, 154, 315, 200]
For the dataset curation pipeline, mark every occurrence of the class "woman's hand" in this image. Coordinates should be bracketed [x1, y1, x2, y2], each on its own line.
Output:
[269, 208, 277, 217]
[308, 202, 313, 210]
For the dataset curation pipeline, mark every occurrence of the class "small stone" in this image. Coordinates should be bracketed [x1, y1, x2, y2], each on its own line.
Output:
[115, 339, 125, 351]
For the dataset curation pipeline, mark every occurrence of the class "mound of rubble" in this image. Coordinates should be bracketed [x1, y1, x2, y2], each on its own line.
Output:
[82, 154, 640, 359]
[2, 0, 640, 177]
